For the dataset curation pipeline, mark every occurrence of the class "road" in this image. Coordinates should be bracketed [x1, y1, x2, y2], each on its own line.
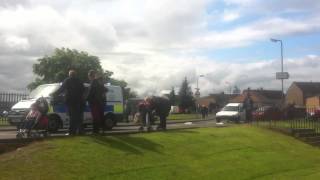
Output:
[0, 119, 223, 140]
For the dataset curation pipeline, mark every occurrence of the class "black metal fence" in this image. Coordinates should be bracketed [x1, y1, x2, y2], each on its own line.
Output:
[0, 92, 28, 126]
[252, 107, 320, 134]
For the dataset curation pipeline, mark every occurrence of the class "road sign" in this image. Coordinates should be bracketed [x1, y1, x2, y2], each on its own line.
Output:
[276, 72, 289, 80]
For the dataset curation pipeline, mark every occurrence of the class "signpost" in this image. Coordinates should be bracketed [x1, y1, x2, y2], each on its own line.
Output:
[276, 72, 289, 80]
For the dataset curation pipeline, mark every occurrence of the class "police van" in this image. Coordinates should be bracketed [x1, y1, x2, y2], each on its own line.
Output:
[7, 83, 124, 132]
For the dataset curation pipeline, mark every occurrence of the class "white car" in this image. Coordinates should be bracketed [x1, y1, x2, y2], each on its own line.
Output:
[215, 103, 246, 122]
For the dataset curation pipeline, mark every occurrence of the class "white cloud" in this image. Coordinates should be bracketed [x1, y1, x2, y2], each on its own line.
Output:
[100, 51, 320, 96]
[185, 17, 320, 50]
[0, 0, 319, 97]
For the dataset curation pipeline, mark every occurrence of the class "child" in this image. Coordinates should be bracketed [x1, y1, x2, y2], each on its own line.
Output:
[19, 103, 42, 136]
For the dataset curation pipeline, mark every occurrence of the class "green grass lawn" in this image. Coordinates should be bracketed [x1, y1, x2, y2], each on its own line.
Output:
[2, 126, 320, 179]
[167, 113, 201, 120]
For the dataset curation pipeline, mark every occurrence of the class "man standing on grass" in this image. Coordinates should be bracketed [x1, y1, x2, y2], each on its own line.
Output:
[87, 70, 107, 134]
[53, 69, 85, 135]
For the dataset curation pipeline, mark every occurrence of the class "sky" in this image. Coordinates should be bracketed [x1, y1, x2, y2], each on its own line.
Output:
[0, 0, 320, 96]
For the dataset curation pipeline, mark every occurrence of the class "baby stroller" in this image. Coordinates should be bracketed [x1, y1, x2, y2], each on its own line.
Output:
[16, 97, 49, 139]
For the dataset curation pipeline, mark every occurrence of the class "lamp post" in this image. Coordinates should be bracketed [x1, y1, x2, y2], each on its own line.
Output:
[270, 38, 286, 104]
[195, 75, 204, 98]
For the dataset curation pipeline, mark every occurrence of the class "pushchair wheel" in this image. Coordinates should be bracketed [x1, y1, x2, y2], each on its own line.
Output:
[16, 133, 24, 139]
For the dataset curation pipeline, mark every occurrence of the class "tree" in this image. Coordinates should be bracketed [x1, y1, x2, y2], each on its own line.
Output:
[168, 87, 176, 106]
[178, 77, 195, 112]
[28, 48, 102, 89]
[28, 48, 137, 100]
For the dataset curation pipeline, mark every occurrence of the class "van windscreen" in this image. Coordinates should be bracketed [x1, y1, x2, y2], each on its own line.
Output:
[222, 106, 239, 111]
[29, 84, 60, 99]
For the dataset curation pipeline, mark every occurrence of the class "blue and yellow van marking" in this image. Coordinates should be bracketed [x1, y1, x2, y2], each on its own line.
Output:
[53, 104, 123, 114]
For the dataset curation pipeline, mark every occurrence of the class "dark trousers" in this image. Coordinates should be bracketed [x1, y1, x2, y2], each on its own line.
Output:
[90, 103, 105, 133]
[201, 112, 206, 119]
[141, 112, 151, 127]
[246, 110, 252, 122]
[68, 103, 83, 135]
[159, 116, 167, 129]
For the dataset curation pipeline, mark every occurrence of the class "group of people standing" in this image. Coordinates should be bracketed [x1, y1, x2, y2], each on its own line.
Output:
[137, 96, 171, 131]
[53, 69, 107, 135]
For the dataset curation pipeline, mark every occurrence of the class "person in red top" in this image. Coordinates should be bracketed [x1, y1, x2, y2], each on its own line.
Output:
[138, 98, 152, 131]
[87, 70, 108, 134]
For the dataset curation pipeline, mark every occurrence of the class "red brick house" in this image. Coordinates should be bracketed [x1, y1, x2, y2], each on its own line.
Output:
[230, 89, 283, 108]
[286, 82, 320, 107]
[306, 95, 320, 109]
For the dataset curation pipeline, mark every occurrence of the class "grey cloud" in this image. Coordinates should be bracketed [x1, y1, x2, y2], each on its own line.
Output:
[0, 0, 29, 8]
[0, 57, 35, 92]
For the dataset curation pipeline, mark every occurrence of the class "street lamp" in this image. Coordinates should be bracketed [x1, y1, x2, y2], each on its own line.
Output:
[270, 38, 287, 104]
[195, 75, 204, 98]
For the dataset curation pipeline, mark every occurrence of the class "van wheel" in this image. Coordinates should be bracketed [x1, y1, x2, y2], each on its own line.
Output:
[104, 116, 114, 130]
[48, 115, 60, 133]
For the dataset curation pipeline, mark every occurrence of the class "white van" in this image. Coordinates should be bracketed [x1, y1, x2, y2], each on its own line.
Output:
[215, 103, 246, 122]
[7, 83, 124, 132]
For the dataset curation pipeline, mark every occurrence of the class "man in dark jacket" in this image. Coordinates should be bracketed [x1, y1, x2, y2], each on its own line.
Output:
[87, 70, 107, 134]
[53, 70, 85, 135]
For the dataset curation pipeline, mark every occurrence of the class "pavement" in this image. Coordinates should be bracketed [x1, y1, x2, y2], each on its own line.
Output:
[0, 116, 225, 141]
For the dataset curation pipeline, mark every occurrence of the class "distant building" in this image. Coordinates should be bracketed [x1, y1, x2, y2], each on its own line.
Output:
[196, 93, 237, 111]
[196, 96, 216, 107]
[286, 82, 320, 107]
[230, 89, 283, 108]
[306, 95, 320, 109]
[160, 90, 171, 97]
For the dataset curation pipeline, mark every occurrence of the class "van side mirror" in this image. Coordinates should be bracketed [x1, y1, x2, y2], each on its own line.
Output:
[2, 111, 8, 117]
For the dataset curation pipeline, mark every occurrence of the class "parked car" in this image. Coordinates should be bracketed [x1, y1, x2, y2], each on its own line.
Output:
[252, 106, 282, 121]
[307, 108, 320, 119]
[215, 103, 245, 122]
[283, 105, 306, 119]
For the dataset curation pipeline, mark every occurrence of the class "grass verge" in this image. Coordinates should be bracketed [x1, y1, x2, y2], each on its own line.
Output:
[1, 126, 320, 179]
[167, 113, 200, 120]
